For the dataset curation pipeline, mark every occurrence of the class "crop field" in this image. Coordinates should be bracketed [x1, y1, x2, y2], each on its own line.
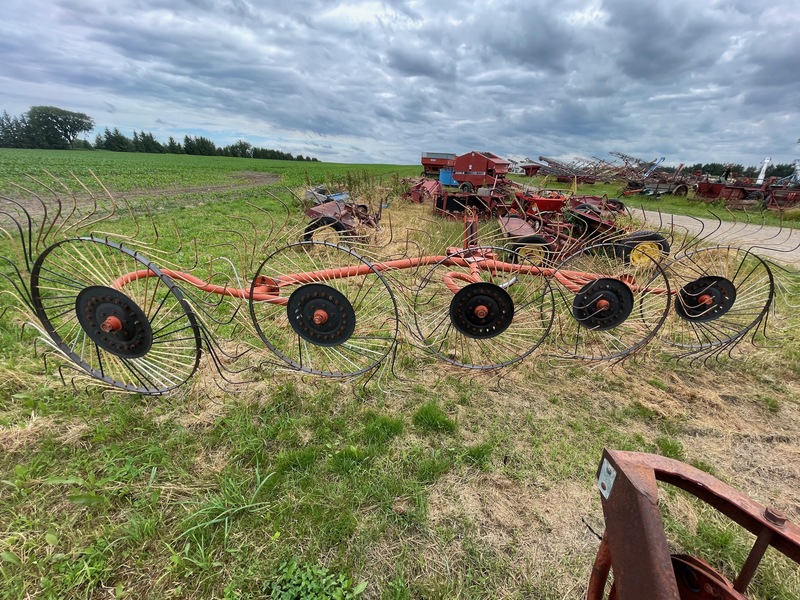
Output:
[1, 148, 799, 599]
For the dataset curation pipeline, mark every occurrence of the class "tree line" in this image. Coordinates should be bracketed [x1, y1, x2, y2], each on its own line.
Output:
[683, 162, 796, 179]
[0, 106, 319, 161]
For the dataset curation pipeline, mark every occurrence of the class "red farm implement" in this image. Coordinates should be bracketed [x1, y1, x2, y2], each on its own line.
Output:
[496, 192, 671, 267]
[0, 174, 798, 600]
[449, 151, 511, 193]
[302, 191, 381, 244]
[694, 180, 771, 208]
[692, 160, 800, 210]
[420, 151, 456, 177]
[588, 449, 800, 599]
[421, 150, 512, 194]
[0, 180, 778, 395]
[403, 176, 510, 218]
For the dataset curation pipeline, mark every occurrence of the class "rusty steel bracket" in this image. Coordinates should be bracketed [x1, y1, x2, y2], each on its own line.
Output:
[589, 449, 800, 600]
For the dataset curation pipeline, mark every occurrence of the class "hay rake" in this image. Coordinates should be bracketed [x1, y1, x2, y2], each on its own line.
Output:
[0, 174, 792, 396]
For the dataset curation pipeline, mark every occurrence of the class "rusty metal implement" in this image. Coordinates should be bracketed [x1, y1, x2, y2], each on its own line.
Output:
[588, 449, 800, 599]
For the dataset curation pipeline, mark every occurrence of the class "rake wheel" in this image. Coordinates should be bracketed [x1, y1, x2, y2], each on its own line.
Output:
[248, 241, 398, 377]
[413, 247, 554, 369]
[550, 243, 670, 360]
[30, 238, 201, 395]
[660, 246, 774, 352]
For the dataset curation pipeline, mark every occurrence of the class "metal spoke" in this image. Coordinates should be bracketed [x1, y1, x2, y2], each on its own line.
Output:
[413, 247, 554, 369]
[660, 246, 774, 353]
[549, 243, 670, 360]
[30, 237, 201, 394]
[249, 241, 398, 377]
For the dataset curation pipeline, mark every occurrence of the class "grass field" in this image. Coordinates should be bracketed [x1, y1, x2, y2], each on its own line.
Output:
[1, 149, 799, 599]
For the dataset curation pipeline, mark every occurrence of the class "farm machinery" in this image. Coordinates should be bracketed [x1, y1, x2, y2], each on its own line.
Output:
[588, 449, 800, 599]
[497, 193, 670, 267]
[301, 185, 382, 244]
[0, 173, 797, 598]
[419, 150, 511, 193]
[694, 177, 773, 208]
[0, 174, 779, 396]
[405, 174, 672, 269]
[420, 151, 456, 178]
[695, 167, 800, 211]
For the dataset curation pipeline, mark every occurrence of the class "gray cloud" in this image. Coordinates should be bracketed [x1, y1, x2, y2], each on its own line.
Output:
[0, 0, 797, 167]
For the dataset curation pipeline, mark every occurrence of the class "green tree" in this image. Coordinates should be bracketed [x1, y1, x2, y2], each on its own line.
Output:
[165, 136, 183, 153]
[139, 131, 163, 153]
[132, 130, 143, 152]
[26, 106, 94, 149]
[101, 127, 133, 152]
[0, 111, 31, 148]
[222, 139, 252, 158]
[183, 135, 217, 156]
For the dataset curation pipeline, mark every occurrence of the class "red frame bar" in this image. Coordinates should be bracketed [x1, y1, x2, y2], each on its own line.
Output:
[590, 449, 800, 599]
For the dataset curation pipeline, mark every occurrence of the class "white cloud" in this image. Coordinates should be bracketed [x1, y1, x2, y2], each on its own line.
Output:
[0, 0, 797, 167]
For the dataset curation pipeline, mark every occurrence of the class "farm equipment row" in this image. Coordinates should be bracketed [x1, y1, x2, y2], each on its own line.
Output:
[419, 150, 800, 212]
[694, 160, 800, 210]
[405, 171, 673, 269]
[1, 184, 776, 396]
[412, 150, 687, 224]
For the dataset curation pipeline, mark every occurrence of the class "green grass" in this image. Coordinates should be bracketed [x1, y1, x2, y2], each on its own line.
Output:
[412, 402, 457, 434]
[0, 148, 420, 193]
[1, 151, 799, 598]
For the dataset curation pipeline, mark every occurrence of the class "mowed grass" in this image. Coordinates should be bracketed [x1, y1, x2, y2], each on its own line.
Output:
[1, 151, 800, 599]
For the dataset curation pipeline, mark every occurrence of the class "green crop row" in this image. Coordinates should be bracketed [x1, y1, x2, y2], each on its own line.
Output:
[0, 148, 420, 194]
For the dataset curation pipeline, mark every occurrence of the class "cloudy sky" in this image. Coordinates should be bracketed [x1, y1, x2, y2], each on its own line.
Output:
[1, 0, 798, 167]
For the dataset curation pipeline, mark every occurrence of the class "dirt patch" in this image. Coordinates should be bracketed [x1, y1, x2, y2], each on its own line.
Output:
[427, 472, 599, 595]
[0, 413, 56, 453]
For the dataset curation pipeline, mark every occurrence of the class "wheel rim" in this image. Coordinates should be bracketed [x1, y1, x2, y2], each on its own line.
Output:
[308, 224, 343, 244]
[517, 243, 548, 265]
[413, 247, 554, 369]
[572, 278, 634, 331]
[551, 243, 670, 360]
[75, 286, 154, 358]
[449, 282, 514, 339]
[30, 238, 201, 395]
[249, 241, 398, 377]
[674, 276, 736, 322]
[286, 283, 357, 346]
[628, 241, 663, 267]
[660, 247, 773, 351]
